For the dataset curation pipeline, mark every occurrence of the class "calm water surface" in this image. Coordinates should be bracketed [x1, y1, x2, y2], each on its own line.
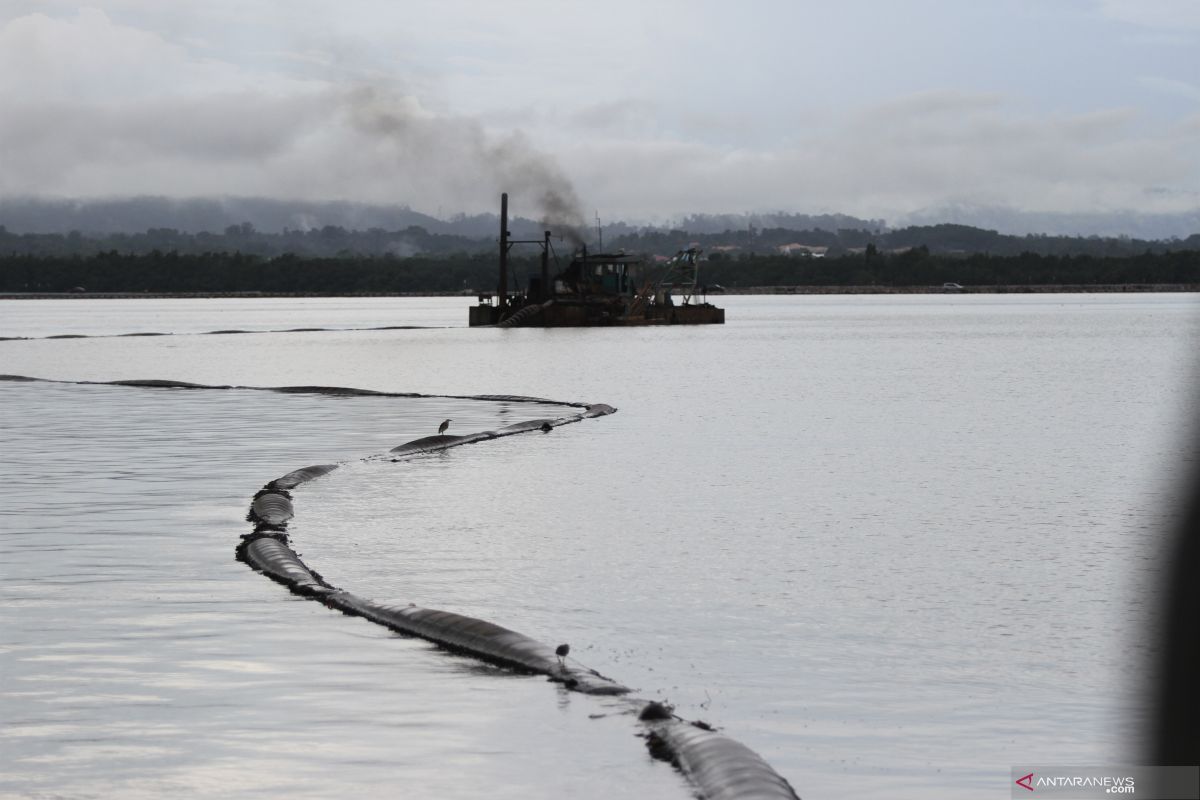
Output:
[2, 294, 1197, 799]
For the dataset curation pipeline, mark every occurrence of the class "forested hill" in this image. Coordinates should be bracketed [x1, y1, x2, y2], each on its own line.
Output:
[1, 220, 1198, 260]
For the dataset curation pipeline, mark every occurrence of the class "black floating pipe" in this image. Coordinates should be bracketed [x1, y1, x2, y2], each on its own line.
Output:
[249, 489, 294, 527]
[237, 448, 630, 695]
[0, 374, 800, 797]
[0, 376, 590, 410]
[643, 717, 801, 800]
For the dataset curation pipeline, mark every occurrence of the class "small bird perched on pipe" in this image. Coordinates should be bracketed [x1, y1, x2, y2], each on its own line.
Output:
[438, 419, 451, 435]
[555, 643, 569, 669]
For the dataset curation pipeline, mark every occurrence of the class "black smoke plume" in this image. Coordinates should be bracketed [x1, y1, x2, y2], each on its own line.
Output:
[346, 86, 586, 244]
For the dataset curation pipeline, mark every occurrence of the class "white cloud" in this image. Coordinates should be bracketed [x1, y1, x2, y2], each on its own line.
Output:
[0, 8, 182, 100]
[0, 7, 327, 102]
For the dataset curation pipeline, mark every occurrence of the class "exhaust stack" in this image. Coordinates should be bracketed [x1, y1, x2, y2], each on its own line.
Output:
[498, 192, 509, 310]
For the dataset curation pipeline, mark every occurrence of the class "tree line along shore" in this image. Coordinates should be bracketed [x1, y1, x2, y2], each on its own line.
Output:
[1, 248, 1198, 295]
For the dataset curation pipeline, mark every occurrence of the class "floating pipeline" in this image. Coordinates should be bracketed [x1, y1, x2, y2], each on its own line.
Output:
[640, 712, 801, 800]
[238, 415, 802, 797]
[112, 378, 233, 390]
[225, 400, 627, 697]
[334, 596, 630, 696]
[386, 413, 598, 457]
[496, 299, 555, 328]
[237, 454, 629, 695]
[0, 373, 800, 797]
[240, 533, 335, 596]
[247, 488, 295, 528]
[0, 324, 442, 343]
[268, 464, 340, 491]
[0, 375, 588, 410]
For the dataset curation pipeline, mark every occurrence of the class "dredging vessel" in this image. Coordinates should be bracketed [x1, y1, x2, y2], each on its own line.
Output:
[469, 193, 724, 327]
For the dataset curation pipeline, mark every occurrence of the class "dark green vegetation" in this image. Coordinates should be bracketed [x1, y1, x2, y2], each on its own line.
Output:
[3, 247, 1198, 294]
[0, 251, 497, 294]
[3, 220, 1199, 260]
[701, 247, 1200, 288]
[3, 212, 1198, 292]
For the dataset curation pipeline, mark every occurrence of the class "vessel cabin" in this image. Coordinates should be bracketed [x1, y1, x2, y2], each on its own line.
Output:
[553, 252, 641, 298]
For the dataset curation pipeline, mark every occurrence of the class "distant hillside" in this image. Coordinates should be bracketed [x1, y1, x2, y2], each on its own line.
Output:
[0, 196, 1197, 260]
[0, 196, 446, 235]
[667, 211, 886, 235]
[0, 196, 887, 239]
[897, 205, 1200, 240]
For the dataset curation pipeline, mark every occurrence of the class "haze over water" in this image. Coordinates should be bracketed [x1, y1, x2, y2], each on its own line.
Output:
[1, 294, 1196, 798]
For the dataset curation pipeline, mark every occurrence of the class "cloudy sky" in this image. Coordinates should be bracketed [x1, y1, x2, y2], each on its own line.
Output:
[1, 0, 1197, 224]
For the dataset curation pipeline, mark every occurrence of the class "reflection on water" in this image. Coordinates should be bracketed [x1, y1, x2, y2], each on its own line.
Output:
[2, 294, 1197, 798]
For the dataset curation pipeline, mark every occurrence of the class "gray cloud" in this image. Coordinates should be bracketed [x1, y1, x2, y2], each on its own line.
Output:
[1, 4, 1197, 233]
[1140, 77, 1200, 104]
[1096, 0, 1200, 32]
[345, 86, 586, 239]
[559, 91, 1199, 221]
[2, 81, 1195, 226]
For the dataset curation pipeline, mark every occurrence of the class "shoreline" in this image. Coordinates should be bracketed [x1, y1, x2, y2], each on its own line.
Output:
[1, 284, 1198, 300]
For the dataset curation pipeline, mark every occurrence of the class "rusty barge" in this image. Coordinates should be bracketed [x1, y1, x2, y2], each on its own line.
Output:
[469, 193, 724, 327]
